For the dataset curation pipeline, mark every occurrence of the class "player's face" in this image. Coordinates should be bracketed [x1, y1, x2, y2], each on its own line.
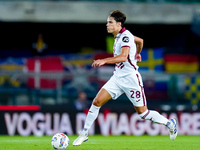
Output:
[106, 16, 121, 35]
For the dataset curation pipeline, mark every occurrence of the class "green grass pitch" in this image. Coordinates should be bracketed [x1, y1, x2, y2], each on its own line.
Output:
[0, 135, 199, 150]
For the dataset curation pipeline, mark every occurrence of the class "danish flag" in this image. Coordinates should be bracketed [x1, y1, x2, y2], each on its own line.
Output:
[26, 56, 63, 89]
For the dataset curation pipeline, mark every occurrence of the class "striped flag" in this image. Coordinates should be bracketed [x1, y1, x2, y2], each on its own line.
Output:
[164, 54, 199, 72]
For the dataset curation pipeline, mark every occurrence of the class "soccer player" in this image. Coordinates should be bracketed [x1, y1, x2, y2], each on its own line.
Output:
[73, 10, 178, 146]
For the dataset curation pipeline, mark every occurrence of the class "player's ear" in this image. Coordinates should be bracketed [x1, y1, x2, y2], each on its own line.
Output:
[117, 22, 122, 27]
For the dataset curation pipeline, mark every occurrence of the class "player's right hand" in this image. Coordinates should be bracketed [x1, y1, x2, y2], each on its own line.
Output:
[92, 59, 106, 67]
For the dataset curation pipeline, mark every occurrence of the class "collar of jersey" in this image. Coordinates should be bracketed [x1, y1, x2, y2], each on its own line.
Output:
[116, 27, 126, 38]
[119, 27, 126, 33]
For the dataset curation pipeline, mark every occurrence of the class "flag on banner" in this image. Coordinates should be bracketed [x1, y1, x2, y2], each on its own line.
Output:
[185, 76, 200, 105]
[62, 53, 93, 70]
[143, 77, 169, 100]
[26, 56, 63, 89]
[138, 48, 164, 71]
[0, 57, 25, 70]
[164, 54, 199, 72]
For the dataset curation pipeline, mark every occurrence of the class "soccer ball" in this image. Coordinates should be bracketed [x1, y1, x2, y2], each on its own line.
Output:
[51, 133, 69, 149]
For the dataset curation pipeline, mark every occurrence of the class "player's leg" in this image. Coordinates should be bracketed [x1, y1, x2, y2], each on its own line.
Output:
[82, 88, 112, 134]
[135, 105, 178, 141]
[125, 72, 177, 140]
[73, 88, 112, 146]
[73, 75, 123, 146]
[127, 89, 173, 129]
[134, 105, 170, 126]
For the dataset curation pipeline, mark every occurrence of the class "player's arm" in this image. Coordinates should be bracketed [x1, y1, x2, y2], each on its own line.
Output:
[134, 36, 143, 62]
[92, 47, 130, 67]
[134, 36, 143, 54]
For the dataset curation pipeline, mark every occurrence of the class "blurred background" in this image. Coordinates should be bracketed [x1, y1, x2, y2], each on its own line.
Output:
[0, 0, 200, 136]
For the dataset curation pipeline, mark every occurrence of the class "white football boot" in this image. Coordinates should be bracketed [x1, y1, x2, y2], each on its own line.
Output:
[73, 133, 88, 146]
[169, 118, 178, 141]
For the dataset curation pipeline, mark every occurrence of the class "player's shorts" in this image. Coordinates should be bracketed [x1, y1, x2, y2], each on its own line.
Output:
[102, 71, 146, 107]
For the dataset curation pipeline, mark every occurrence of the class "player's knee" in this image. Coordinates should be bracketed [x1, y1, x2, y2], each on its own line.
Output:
[92, 97, 103, 107]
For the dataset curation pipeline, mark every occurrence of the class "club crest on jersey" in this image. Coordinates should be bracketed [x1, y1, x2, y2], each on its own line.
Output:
[122, 36, 129, 43]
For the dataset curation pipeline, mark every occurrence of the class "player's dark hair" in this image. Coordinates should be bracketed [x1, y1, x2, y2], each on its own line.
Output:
[109, 10, 126, 27]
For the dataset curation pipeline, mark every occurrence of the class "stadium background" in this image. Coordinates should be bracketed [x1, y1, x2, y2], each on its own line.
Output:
[0, 0, 200, 136]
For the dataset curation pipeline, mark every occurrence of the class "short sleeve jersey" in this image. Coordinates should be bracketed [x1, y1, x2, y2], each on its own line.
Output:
[113, 27, 138, 77]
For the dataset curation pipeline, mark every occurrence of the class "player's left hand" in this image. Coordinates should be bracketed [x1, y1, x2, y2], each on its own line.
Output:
[136, 54, 142, 62]
[92, 59, 105, 67]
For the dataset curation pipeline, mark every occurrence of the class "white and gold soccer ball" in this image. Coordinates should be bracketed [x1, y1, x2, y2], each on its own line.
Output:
[51, 133, 69, 149]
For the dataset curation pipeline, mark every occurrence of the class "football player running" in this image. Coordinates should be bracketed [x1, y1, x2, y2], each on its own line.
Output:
[73, 10, 177, 146]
